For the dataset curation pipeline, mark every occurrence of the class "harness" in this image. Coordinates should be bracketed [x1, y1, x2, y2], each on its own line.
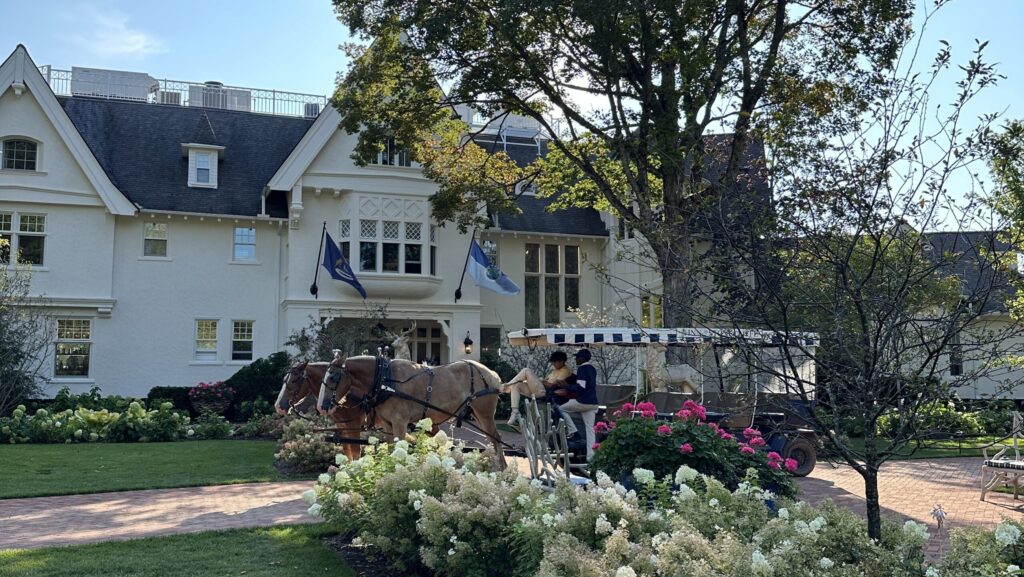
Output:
[329, 357, 506, 447]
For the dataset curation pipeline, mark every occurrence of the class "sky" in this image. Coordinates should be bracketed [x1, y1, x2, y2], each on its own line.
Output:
[1, 0, 1021, 212]
[2, 0, 1020, 108]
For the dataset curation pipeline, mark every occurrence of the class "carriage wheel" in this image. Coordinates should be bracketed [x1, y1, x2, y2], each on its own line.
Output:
[782, 436, 816, 477]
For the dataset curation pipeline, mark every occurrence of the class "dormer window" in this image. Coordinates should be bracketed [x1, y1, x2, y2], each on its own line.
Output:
[182, 144, 224, 188]
[370, 137, 411, 167]
[196, 153, 211, 184]
[2, 139, 38, 171]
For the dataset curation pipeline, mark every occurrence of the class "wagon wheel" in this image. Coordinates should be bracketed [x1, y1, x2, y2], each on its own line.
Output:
[782, 436, 816, 477]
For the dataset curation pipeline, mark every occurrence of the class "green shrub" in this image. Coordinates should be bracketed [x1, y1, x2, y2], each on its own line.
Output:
[235, 414, 286, 439]
[192, 413, 233, 439]
[940, 519, 1024, 576]
[0, 402, 190, 444]
[878, 401, 983, 438]
[239, 398, 274, 420]
[274, 417, 344, 474]
[146, 386, 192, 414]
[225, 352, 291, 418]
[974, 400, 1017, 436]
[50, 386, 140, 413]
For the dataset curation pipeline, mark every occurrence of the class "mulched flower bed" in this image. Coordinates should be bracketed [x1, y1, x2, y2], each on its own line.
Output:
[324, 535, 430, 577]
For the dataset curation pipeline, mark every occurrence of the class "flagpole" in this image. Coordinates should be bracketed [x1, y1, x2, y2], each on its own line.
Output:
[310, 222, 327, 299]
[453, 229, 477, 302]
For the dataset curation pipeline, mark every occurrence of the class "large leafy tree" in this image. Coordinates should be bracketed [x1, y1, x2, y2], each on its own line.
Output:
[330, 0, 914, 333]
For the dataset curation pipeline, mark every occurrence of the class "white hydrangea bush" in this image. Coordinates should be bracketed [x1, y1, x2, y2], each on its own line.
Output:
[304, 425, 934, 577]
[940, 519, 1024, 577]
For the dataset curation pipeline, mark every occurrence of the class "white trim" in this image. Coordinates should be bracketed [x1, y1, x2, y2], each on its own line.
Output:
[0, 46, 136, 215]
[139, 208, 285, 222]
[266, 107, 341, 192]
[479, 230, 609, 241]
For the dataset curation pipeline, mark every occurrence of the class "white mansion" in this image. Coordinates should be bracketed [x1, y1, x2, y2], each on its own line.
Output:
[0, 45, 675, 397]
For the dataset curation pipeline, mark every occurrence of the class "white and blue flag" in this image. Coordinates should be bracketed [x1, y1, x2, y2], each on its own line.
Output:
[467, 239, 520, 295]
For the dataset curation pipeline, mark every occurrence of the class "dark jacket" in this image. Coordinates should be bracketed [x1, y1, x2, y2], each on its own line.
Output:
[566, 363, 599, 405]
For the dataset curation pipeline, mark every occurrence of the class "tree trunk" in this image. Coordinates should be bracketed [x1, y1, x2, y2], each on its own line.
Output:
[659, 230, 696, 368]
[862, 434, 883, 540]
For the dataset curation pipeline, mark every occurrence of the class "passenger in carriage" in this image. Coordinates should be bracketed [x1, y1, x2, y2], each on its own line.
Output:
[501, 351, 577, 431]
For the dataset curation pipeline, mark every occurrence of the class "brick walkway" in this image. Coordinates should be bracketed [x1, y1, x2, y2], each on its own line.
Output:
[0, 481, 315, 550]
[798, 457, 1024, 559]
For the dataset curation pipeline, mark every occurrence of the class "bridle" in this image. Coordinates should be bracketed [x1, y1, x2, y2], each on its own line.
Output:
[321, 357, 354, 412]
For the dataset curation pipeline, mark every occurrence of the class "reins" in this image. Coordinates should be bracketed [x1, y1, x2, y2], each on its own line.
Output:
[326, 358, 514, 450]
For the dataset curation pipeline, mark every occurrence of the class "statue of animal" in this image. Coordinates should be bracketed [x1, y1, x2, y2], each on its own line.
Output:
[386, 322, 416, 361]
[319, 354, 507, 470]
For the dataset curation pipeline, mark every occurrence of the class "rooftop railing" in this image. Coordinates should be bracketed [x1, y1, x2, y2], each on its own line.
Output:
[39, 65, 327, 119]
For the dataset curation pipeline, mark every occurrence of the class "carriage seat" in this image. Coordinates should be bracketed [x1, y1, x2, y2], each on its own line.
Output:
[983, 459, 1024, 470]
[595, 384, 637, 409]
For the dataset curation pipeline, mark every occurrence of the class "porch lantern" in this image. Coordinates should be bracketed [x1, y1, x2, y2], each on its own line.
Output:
[463, 332, 473, 355]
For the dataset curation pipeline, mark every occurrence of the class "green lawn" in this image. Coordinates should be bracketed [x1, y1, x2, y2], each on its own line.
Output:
[826, 436, 1016, 460]
[0, 525, 353, 577]
[0, 440, 310, 499]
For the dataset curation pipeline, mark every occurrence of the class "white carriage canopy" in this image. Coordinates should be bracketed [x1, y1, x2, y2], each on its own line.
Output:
[506, 327, 819, 397]
[506, 327, 820, 348]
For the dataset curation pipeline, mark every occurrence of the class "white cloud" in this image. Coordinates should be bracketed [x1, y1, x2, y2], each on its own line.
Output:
[64, 7, 165, 59]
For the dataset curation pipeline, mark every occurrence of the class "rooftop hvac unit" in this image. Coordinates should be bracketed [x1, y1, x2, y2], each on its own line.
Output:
[70, 67, 158, 101]
[157, 91, 181, 105]
[303, 102, 321, 118]
[188, 82, 251, 111]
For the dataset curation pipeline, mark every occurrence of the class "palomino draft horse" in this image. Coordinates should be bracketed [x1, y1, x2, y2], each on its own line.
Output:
[274, 360, 367, 461]
[319, 355, 507, 470]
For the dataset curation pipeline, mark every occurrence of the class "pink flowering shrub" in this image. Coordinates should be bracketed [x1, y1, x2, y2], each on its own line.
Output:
[188, 381, 235, 415]
[589, 401, 796, 497]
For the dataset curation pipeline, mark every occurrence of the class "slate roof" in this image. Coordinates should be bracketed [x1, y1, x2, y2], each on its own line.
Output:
[60, 97, 313, 217]
[925, 230, 1016, 314]
[495, 194, 609, 236]
[473, 131, 770, 238]
[471, 135, 608, 236]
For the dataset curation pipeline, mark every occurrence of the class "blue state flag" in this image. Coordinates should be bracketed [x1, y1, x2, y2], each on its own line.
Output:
[322, 231, 367, 299]
[467, 239, 520, 295]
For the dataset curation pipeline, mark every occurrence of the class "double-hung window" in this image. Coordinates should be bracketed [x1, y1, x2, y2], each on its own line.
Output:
[233, 227, 256, 261]
[144, 222, 167, 257]
[0, 212, 46, 266]
[55, 319, 91, 377]
[194, 320, 218, 361]
[196, 153, 211, 184]
[232, 321, 254, 361]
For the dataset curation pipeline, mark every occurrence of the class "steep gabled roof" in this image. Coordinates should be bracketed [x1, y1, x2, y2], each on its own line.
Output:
[61, 97, 313, 216]
[0, 45, 135, 215]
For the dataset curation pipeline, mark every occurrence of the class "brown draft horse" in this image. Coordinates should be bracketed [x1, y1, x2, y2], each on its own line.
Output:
[319, 355, 507, 470]
[274, 361, 367, 461]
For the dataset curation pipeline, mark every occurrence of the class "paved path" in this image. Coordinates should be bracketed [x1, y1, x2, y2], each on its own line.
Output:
[798, 457, 1024, 559]
[0, 481, 314, 550]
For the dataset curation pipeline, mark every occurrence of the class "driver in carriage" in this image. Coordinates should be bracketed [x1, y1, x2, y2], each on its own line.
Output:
[557, 349, 600, 460]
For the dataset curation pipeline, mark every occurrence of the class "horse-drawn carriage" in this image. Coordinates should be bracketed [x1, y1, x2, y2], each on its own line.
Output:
[506, 327, 821, 476]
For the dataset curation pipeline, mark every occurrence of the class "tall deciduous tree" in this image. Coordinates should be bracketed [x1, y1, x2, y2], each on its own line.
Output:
[330, 0, 914, 335]
[694, 34, 1022, 539]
